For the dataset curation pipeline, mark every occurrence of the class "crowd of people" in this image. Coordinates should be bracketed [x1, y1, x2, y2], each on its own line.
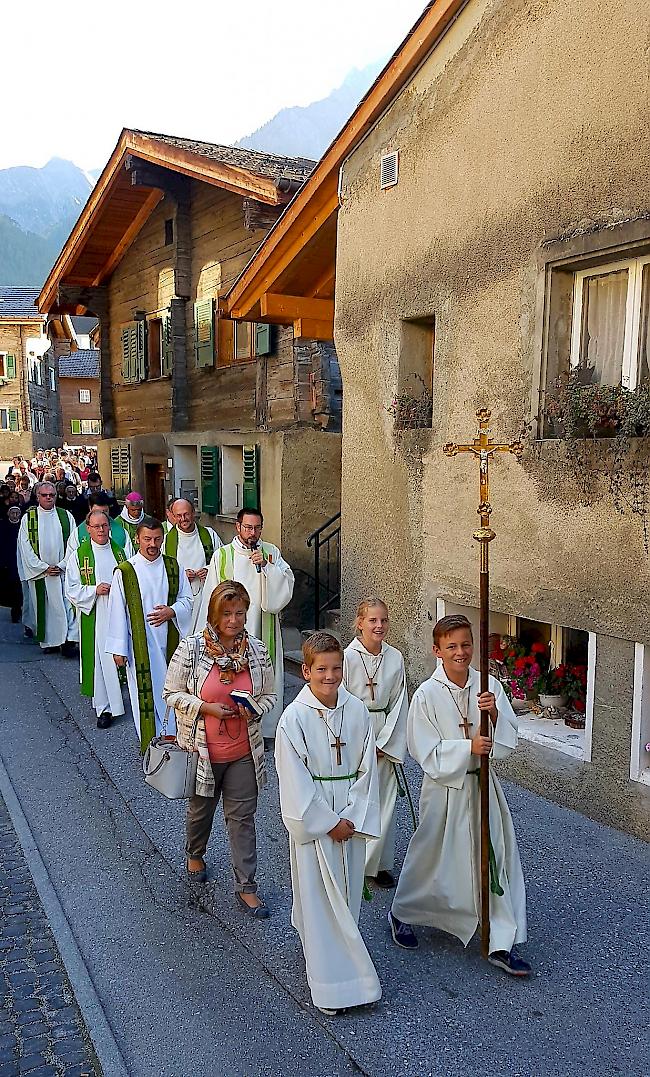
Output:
[0, 458, 532, 1019]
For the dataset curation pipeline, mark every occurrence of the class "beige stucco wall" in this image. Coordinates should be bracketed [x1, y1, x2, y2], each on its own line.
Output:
[335, 0, 650, 834]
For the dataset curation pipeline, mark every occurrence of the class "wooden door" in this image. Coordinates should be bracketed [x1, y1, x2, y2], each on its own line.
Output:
[144, 461, 166, 521]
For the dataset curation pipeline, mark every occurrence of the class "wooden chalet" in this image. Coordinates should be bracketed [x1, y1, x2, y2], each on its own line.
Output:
[38, 129, 342, 612]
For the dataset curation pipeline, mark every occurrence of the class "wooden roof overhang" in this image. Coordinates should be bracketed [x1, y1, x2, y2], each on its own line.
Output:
[225, 0, 467, 341]
[38, 130, 299, 316]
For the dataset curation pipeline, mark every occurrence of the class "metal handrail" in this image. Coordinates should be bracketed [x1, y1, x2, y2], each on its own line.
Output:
[306, 512, 341, 629]
[306, 511, 341, 547]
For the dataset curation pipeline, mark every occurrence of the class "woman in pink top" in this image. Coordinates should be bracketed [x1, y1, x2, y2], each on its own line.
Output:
[163, 581, 276, 918]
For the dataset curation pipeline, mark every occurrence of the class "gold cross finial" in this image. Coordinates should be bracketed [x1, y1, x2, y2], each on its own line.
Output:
[443, 408, 523, 539]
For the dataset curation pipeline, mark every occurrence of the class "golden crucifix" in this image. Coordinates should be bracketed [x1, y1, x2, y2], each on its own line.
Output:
[443, 407, 523, 959]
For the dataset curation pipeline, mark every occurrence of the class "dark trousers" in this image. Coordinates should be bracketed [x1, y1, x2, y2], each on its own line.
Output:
[185, 754, 258, 893]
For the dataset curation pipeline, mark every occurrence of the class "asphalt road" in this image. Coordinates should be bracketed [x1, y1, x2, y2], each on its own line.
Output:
[0, 611, 647, 1077]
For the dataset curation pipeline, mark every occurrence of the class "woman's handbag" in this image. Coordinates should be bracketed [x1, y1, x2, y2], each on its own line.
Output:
[142, 709, 198, 800]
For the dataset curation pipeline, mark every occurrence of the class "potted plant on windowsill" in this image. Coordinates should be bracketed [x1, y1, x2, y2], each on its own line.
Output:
[490, 636, 549, 710]
[544, 370, 650, 439]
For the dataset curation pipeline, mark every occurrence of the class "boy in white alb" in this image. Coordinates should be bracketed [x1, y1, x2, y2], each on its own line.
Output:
[275, 631, 381, 1015]
[389, 614, 531, 977]
[343, 597, 408, 889]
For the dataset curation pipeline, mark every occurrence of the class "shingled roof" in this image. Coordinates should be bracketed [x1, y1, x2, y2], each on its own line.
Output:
[131, 130, 315, 186]
[0, 288, 44, 321]
[58, 350, 100, 378]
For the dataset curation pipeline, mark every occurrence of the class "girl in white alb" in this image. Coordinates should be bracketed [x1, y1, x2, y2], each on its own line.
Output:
[343, 598, 408, 888]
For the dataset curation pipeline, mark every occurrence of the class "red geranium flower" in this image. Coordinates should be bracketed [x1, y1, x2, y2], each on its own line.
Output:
[531, 642, 547, 654]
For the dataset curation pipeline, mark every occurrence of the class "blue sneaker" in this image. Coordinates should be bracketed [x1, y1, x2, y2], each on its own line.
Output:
[488, 949, 531, 976]
[388, 909, 418, 949]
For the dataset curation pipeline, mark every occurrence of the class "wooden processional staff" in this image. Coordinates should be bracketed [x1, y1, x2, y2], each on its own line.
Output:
[443, 408, 523, 959]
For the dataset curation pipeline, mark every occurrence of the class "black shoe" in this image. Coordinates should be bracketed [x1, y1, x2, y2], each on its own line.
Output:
[388, 909, 418, 949]
[24, 627, 34, 639]
[60, 641, 78, 658]
[11, 607, 21, 623]
[488, 949, 532, 977]
[236, 892, 270, 919]
[263, 737, 274, 752]
[43, 646, 58, 654]
[96, 713, 113, 729]
[186, 860, 207, 885]
[373, 870, 396, 889]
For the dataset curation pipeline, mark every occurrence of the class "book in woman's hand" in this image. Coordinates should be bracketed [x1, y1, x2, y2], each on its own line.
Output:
[230, 689, 264, 717]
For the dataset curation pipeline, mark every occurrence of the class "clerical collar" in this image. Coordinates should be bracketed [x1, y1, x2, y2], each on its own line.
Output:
[91, 540, 110, 550]
[234, 537, 257, 554]
[296, 683, 350, 712]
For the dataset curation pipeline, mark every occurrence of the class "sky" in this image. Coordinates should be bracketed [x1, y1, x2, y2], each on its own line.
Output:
[2, 0, 427, 172]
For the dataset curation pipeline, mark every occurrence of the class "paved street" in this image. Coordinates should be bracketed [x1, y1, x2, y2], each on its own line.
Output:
[0, 609, 647, 1077]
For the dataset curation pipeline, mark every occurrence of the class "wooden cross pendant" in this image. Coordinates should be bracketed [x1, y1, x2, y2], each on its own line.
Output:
[80, 557, 94, 585]
[331, 734, 346, 766]
[459, 717, 472, 739]
[366, 676, 377, 702]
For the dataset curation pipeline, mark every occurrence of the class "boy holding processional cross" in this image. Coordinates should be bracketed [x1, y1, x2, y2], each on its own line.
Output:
[388, 614, 531, 976]
[275, 631, 382, 1015]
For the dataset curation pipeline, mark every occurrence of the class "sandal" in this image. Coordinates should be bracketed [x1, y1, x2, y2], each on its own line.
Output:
[186, 859, 207, 884]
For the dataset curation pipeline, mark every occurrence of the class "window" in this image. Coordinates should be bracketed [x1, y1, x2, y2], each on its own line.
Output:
[146, 318, 162, 380]
[121, 322, 146, 383]
[79, 388, 91, 403]
[28, 357, 43, 386]
[200, 444, 260, 517]
[0, 353, 16, 380]
[164, 218, 174, 246]
[392, 317, 434, 428]
[0, 408, 19, 431]
[631, 644, 650, 787]
[30, 408, 45, 433]
[233, 321, 271, 364]
[570, 255, 650, 388]
[71, 419, 101, 435]
[48, 367, 56, 391]
[234, 322, 253, 361]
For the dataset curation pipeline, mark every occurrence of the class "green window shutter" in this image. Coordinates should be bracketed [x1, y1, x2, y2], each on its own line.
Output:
[194, 298, 215, 368]
[8, 408, 19, 432]
[71, 419, 81, 435]
[200, 445, 221, 515]
[254, 323, 271, 357]
[136, 320, 147, 380]
[162, 310, 174, 376]
[6, 355, 16, 379]
[121, 327, 136, 383]
[242, 444, 260, 509]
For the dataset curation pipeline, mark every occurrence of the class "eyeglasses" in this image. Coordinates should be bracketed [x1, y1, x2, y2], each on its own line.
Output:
[39, 493, 55, 498]
[239, 523, 262, 532]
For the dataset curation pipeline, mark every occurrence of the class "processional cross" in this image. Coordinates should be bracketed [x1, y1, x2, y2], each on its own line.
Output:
[443, 408, 523, 959]
[80, 557, 94, 585]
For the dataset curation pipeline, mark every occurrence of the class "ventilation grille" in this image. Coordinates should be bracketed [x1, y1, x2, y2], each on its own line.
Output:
[380, 151, 399, 190]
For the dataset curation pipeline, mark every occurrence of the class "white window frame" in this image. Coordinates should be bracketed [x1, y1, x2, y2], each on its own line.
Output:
[220, 445, 244, 515]
[79, 418, 101, 435]
[570, 254, 650, 389]
[79, 388, 91, 403]
[0, 408, 12, 431]
[631, 643, 650, 786]
[48, 367, 56, 391]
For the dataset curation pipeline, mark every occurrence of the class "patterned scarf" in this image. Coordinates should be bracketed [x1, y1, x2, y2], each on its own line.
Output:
[202, 624, 250, 684]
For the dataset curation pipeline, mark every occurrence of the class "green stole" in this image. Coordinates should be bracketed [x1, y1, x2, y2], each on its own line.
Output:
[26, 507, 71, 643]
[217, 543, 276, 665]
[121, 515, 142, 544]
[77, 537, 127, 697]
[77, 517, 128, 549]
[164, 524, 215, 564]
[116, 554, 180, 753]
